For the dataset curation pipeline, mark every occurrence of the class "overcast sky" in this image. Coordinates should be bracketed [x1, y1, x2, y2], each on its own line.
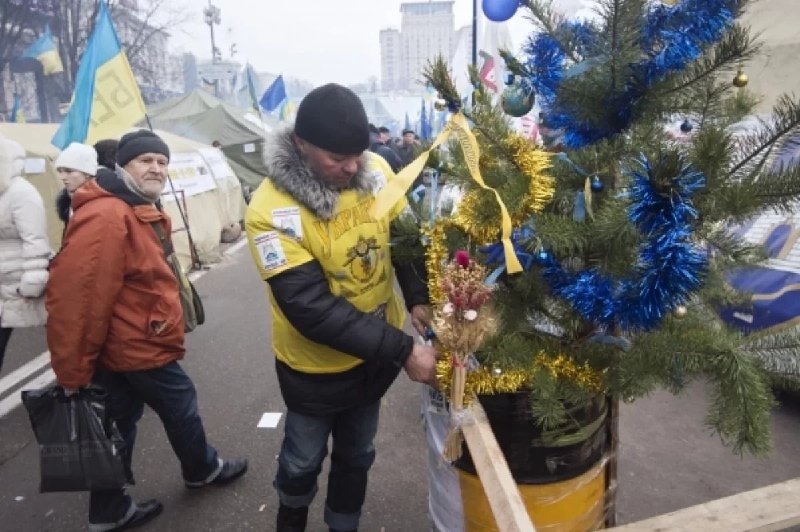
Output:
[170, 0, 591, 86]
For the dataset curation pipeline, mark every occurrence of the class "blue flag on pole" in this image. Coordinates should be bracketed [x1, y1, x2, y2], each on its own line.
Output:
[51, 1, 145, 149]
[245, 64, 260, 112]
[420, 99, 431, 141]
[259, 75, 287, 112]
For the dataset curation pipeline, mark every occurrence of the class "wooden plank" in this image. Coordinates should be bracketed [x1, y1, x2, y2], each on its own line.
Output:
[609, 477, 800, 532]
[461, 400, 536, 532]
[605, 397, 619, 527]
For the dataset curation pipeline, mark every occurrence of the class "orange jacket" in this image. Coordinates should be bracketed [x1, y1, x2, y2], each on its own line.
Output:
[46, 173, 185, 388]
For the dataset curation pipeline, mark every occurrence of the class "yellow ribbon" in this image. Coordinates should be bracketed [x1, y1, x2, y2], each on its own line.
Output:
[371, 113, 522, 273]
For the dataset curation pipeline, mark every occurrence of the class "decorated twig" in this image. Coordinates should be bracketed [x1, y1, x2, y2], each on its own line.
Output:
[433, 251, 497, 461]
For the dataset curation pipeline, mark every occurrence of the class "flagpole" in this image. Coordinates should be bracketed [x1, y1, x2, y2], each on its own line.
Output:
[145, 113, 204, 271]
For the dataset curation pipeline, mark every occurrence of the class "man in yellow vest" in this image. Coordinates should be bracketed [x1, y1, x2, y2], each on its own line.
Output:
[245, 84, 438, 532]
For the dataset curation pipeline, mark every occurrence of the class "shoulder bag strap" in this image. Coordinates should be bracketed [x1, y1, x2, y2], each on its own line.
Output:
[150, 221, 175, 257]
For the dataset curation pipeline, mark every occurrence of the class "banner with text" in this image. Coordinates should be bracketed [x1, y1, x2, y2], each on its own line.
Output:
[163, 151, 218, 201]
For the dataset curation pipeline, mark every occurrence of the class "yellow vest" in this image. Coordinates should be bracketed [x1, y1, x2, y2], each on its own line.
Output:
[245, 153, 407, 373]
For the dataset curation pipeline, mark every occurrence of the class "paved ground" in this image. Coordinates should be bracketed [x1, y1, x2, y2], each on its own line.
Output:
[1, 241, 800, 531]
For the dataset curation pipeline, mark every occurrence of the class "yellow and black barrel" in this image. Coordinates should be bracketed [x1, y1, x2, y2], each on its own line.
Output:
[454, 393, 611, 531]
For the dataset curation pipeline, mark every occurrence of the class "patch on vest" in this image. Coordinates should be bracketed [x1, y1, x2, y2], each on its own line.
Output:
[371, 169, 387, 194]
[253, 231, 287, 271]
[272, 207, 302, 240]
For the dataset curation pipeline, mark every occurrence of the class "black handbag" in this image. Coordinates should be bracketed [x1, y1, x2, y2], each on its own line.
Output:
[21, 385, 127, 492]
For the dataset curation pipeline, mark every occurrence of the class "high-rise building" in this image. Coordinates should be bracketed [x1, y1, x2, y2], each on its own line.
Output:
[380, 1, 456, 91]
[380, 28, 402, 92]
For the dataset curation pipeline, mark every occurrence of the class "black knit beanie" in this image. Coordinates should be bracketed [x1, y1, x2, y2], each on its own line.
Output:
[117, 130, 170, 167]
[294, 84, 369, 155]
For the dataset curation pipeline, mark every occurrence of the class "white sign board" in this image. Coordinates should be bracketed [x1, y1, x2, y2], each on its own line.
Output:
[163, 151, 217, 201]
[24, 158, 47, 174]
[198, 147, 236, 182]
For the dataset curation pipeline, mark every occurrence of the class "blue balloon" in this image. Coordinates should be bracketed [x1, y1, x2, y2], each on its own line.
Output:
[482, 0, 519, 22]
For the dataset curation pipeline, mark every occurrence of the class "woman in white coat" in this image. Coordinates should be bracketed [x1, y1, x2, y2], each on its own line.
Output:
[0, 137, 51, 372]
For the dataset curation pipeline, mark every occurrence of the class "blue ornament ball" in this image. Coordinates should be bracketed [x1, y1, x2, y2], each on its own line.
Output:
[482, 0, 520, 22]
[680, 119, 693, 133]
[501, 79, 535, 117]
[591, 175, 604, 192]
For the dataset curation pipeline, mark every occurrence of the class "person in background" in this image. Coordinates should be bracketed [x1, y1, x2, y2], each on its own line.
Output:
[368, 123, 402, 173]
[0, 137, 51, 373]
[377, 126, 396, 151]
[54, 142, 98, 231]
[46, 130, 248, 532]
[245, 84, 437, 532]
[395, 129, 419, 168]
[94, 139, 119, 171]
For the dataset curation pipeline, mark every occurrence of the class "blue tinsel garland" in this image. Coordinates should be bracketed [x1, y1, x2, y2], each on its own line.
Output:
[482, 153, 708, 331]
[525, 0, 741, 148]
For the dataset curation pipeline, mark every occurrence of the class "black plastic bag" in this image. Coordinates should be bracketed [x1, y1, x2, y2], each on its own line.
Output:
[21, 385, 127, 492]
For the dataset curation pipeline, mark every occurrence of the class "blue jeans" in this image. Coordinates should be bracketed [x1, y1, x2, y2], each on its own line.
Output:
[275, 400, 380, 531]
[88, 362, 220, 528]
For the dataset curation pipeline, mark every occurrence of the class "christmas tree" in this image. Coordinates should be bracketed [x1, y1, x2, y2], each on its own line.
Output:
[391, 0, 800, 455]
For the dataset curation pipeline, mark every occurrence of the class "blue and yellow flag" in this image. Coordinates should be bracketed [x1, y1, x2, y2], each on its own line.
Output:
[52, 1, 145, 149]
[22, 25, 63, 75]
[259, 75, 287, 113]
[278, 99, 295, 122]
[10, 94, 25, 123]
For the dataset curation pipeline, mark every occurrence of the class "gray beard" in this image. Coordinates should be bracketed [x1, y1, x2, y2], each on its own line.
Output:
[117, 164, 161, 203]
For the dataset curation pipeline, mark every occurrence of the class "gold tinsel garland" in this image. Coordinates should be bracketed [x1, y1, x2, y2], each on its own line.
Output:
[424, 221, 450, 306]
[452, 133, 554, 242]
[436, 352, 604, 404]
[504, 132, 555, 215]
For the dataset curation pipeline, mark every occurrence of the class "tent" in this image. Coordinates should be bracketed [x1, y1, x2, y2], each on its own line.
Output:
[0, 123, 246, 272]
[145, 90, 277, 189]
[719, 139, 800, 334]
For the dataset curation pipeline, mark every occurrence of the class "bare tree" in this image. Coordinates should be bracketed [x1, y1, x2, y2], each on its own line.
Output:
[51, 0, 191, 97]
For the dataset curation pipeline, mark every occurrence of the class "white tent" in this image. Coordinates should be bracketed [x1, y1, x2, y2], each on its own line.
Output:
[0, 123, 246, 271]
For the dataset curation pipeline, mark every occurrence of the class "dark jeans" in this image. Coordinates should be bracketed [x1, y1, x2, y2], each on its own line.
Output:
[0, 327, 11, 373]
[275, 400, 380, 531]
[88, 362, 219, 527]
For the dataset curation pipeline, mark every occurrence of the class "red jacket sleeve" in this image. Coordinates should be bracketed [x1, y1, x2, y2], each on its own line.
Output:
[46, 205, 127, 388]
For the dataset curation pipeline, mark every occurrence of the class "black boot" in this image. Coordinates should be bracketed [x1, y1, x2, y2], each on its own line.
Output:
[277, 504, 308, 532]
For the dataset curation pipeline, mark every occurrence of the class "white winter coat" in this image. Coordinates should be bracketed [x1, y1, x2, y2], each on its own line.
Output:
[0, 138, 51, 328]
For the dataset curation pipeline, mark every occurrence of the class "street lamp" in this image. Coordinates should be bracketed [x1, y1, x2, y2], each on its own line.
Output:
[472, 0, 477, 66]
[203, 1, 221, 63]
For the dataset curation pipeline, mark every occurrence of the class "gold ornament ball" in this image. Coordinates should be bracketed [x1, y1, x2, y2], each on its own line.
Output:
[733, 69, 749, 88]
[434, 98, 447, 112]
[673, 305, 688, 318]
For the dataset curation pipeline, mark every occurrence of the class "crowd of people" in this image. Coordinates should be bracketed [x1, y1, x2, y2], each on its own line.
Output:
[0, 83, 439, 532]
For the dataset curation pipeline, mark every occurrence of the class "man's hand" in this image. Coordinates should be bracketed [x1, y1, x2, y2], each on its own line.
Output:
[410, 304, 431, 337]
[404, 344, 438, 387]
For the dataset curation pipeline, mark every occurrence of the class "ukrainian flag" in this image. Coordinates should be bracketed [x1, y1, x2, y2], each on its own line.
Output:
[278, 100, 295, 122]
[52, 1, 145, 149]
[22, 25, 63, 75]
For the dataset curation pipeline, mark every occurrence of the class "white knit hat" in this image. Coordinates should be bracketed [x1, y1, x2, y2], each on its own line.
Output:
[55, 142, 98, 176]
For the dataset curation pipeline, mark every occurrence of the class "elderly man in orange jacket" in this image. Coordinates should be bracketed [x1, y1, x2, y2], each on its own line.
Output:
[46, 130, 247, 532]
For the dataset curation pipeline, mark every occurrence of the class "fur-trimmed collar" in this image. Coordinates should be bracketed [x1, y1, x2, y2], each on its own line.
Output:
[265, 127, 375, 220]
